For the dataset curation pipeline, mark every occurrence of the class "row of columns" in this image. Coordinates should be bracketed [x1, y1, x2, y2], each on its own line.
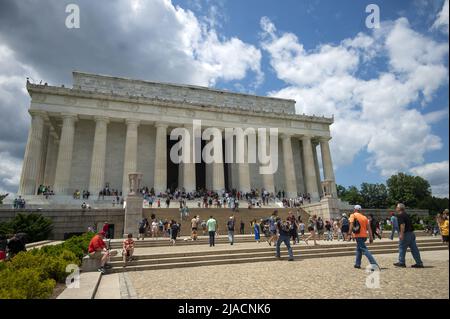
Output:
[18, 111, 337, 201]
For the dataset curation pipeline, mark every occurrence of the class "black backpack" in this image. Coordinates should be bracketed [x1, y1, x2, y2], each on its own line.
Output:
[352, 214, 361, 234]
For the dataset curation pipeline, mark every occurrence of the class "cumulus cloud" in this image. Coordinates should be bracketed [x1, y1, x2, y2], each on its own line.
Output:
[432, 0, 449, 34]
[261, 17, 448, 180]
[0, 0, 263, 195]
[410, 161, 449, 197]
[0, 152, 22, 195]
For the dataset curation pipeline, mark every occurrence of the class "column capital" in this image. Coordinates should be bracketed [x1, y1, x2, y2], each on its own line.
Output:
[154, 122, 169, 129]
[29, 109, 48, 119]
[94, 116, 110, 124]
[300, 134, 313, 141]
[280, 132, 293, 140]
[60, 113, 78, 122]
[319, 136, 332, 142]
[125, 118, 140, 126]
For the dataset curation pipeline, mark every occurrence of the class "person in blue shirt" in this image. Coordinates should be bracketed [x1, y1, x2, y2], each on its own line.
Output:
[389, 212, 399, 240]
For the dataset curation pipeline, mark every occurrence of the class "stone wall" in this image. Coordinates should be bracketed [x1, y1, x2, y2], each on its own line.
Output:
[0, 207, 310, 239]
[0, 208, 125, 240]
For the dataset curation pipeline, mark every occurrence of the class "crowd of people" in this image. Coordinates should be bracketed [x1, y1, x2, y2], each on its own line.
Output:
[37, 185, 54, 198]
[137, 186, 315, 211]
[12, 196, 26, 209]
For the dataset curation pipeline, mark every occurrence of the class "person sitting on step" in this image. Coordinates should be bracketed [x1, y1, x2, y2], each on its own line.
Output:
[122, 233, 135, 267]
[88, 231, 111, 274]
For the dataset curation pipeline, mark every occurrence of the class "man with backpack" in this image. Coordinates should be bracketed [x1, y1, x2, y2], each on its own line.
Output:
[347, 205, 379, 270]
[340, 213, 350, 241]
[227, 215, 236, 245]
[275, 217, 294, 261]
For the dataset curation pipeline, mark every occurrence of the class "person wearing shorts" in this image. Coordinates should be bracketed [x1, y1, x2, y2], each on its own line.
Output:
[88, 231, 110, 274]
[437, 214, 449, 246]
[191, 215, 199, 240]
[122, 233, 135, 266]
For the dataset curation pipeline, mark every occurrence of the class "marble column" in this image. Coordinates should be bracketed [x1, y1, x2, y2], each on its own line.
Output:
[89, 116, 109, 196]
[301, 135, 319, 202]
[182, 125, 196, 192]
[36, 123, 50, 189]
[261, 131, 275, 194]
[122, 119, 140, 196]
[153, 123, 168, 194]
[312, 142, 323, 198]
[320, 137, 338, 197]
[281, 133, 298, 198]
[53, 113, 78, 195]
[43, 132, 59, 187]
[18, 110, 46, 195]
[212, 130, 225, 192]
[237, 134, 251, 193]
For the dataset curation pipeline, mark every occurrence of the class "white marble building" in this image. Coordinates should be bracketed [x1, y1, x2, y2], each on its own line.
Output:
[18, 71, 338, 203]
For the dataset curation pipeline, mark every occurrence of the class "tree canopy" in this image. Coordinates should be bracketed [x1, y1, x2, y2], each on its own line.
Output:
[337, 172, 447, 212]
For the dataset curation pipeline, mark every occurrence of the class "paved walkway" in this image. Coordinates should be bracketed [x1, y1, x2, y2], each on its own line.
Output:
[123, 250, 448, 299]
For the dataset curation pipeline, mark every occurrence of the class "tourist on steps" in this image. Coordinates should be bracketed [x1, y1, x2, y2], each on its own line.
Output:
[275, 217, 294, 261]
[348, 205, 379, 270]
[304, 215, 318, 246]
[207, 216, 217, 247]
[227, 215, 235, 245]
[88, 231, 111, 274]
[122, 233, 135, 267]
[394, 203, 424, 268]
[437, 213, 449, 247]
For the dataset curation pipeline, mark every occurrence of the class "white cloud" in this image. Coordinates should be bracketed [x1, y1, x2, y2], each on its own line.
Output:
[410, 161, 449, 197]
[432, 0, 449, 34]
[424, 108, 449, 124]
[261, 17, 448, 178]
[0, 0, 264, 194]
[0, 152, 22, 196]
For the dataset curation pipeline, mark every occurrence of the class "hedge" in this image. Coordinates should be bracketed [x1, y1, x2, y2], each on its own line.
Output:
[0, 232, 95, 299]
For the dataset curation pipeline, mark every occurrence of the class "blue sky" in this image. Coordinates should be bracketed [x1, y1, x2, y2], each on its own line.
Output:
[176, 0, 450, 194]
[0, 0, 448, 197]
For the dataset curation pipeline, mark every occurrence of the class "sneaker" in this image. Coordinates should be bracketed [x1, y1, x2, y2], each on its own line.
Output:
[275, 255, 281, 259]
[97, 267, 106, 274]
[393, 262, 406, 268]
[354, 265, 361, 269]
[411, 264, 424, 268]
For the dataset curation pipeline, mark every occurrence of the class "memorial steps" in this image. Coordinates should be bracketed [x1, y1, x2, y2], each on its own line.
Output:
[106, 237, 447, 273]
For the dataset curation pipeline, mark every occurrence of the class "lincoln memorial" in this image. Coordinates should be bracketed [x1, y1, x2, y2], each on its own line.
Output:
[18, 71, 338, 210]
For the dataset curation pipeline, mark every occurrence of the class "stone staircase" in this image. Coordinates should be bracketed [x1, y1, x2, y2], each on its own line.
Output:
[106, 236, 447, 273]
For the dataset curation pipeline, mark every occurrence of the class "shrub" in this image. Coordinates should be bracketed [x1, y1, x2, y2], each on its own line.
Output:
[9, 250, 78, 283]
[0, 232, 94, 298]
[61, 231, 95, 261]
[383, 224, 393, 231]
[0, 268, 55, 299]
[413, 224, 424, 231]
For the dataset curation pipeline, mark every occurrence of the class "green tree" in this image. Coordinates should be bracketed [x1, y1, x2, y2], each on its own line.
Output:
[2, 213, 53, 242]
[360, 183, 388, 208]
[386, 173, 431, 208]
[339, 185, 363, 205]
[417, 196, 449, 215]
[0, 193, 8, 204]
[336, 185, 347, 198]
